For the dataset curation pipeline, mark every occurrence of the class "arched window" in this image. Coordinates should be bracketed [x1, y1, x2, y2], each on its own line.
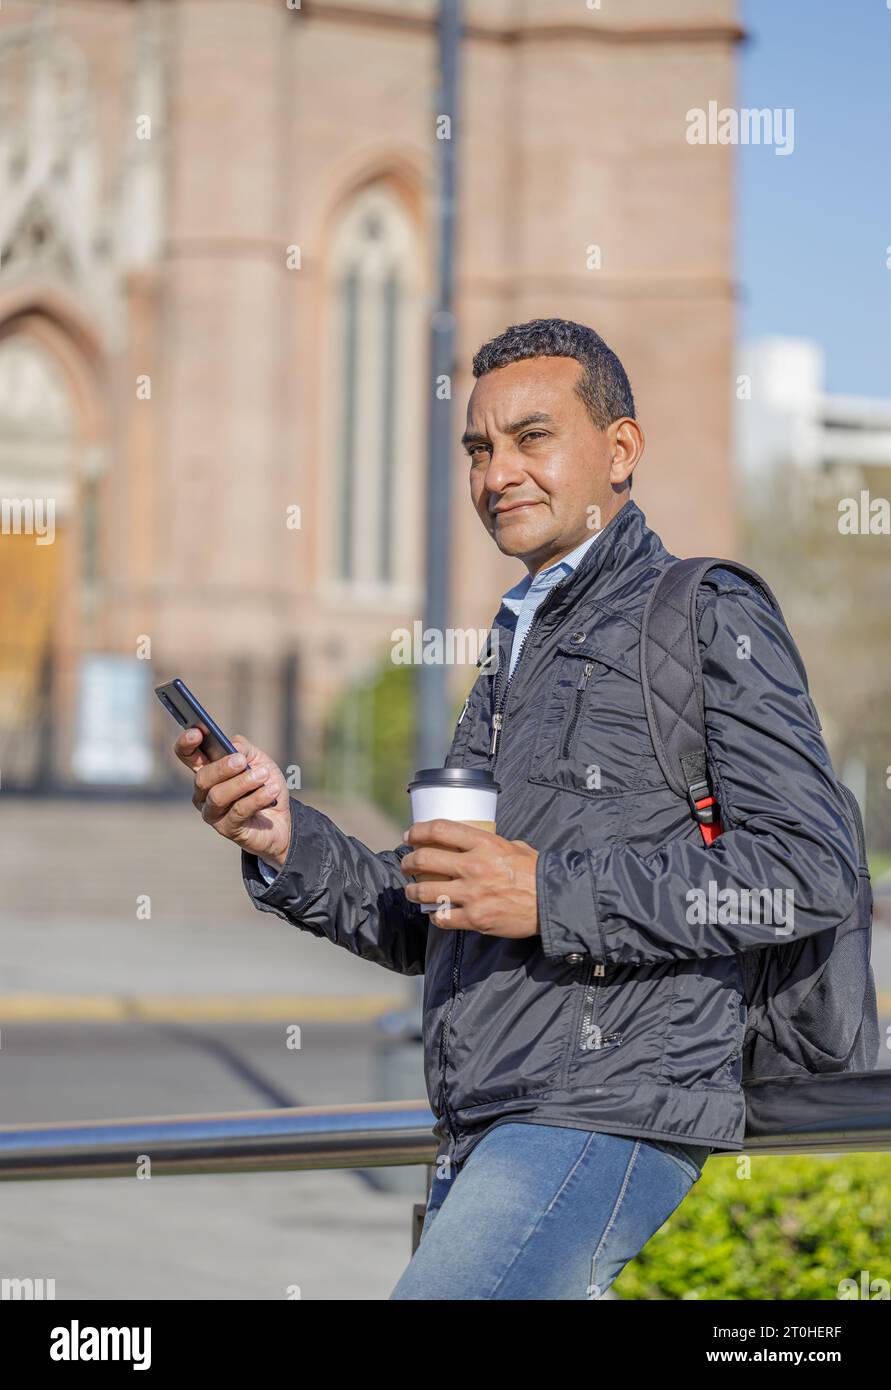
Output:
[327, 186, 424, 604]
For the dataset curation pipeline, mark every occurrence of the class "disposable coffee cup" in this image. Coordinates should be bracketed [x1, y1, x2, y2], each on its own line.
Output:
[406, 767, 501, 913]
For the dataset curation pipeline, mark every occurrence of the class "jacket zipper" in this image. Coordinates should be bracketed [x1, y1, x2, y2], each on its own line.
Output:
[489, 575, 573, 764]
[561, 661, 594, 760]
[578, 961, 617, 1051]
[437, 931, 465, 1147]
[438, 575, 574, 1146]
[437, 654, 496, 1143]
[436, 519, 638, 1137]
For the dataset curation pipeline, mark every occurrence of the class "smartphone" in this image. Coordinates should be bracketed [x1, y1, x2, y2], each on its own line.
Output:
[155, 677, 277, 804]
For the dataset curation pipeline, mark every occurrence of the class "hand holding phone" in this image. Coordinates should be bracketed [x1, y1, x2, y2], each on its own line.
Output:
[159, 678, 291, 867]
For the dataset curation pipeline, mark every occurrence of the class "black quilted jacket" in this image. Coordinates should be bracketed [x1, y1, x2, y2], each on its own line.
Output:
[242, 501, 859, 1164]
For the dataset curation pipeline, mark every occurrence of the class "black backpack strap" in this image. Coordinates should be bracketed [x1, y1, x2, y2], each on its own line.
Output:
[640, 557, 782, 834]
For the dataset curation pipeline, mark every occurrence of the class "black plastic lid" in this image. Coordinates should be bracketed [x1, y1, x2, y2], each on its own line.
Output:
[407, 766, 501, 794]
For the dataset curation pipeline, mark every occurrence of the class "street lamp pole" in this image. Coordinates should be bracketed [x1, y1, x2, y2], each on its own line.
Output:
[417, 0, 462, 774]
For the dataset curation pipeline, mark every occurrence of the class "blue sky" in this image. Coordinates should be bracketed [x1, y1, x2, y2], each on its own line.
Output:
[738, 0, 891, 395]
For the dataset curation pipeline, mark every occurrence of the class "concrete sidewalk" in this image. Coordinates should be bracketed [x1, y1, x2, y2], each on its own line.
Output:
[0, 1167, 421, 1300]
[1, 792, 412, 1020]
[3, 793, 890, 1021]
[0, 795, 429, 1300]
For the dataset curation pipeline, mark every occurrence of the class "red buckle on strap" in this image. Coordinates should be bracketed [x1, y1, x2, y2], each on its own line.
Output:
[694, 796, 723, 844]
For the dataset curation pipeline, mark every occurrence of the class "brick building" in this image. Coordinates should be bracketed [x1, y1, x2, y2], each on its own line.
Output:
[0, 0, 741, 788]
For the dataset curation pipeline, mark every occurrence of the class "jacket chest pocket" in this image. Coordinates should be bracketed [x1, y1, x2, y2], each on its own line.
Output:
[528, 642, 663, 798]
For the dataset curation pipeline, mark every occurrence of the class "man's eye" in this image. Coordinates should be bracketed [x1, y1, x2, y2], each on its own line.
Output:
[520, 431, 547, 444]
[468, 445, 490, 461]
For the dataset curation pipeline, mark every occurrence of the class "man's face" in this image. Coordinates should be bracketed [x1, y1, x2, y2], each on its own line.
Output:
[462, 356, 639, 575]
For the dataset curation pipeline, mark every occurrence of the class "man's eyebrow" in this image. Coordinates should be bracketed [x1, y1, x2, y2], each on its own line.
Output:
[460, 412, 555, 448]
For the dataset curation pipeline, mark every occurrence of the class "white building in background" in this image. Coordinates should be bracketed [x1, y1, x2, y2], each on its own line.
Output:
[735, 336, 891, 493]
[734, 336, 891, 840]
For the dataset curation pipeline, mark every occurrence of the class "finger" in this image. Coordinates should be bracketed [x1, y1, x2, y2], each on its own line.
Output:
[175, 727, 210, 772]
[230, 736, 280, 806]
[231, 734, 264, 765]
[198, 762, 272, 817]
[194, 749, 250, 796]
[203, 778, 278, 829]
[400, 878, 461, 911]
[401, 847, 467, 879]
[403, 819, 498, 852]
[430, 904, 468, 929]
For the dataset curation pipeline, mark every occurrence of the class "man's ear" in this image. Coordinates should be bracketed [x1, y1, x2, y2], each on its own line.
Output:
[608, 417, 645, 487]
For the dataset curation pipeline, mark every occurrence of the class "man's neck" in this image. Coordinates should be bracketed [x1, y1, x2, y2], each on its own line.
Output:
[526, 540, 587, 579]
[523, 498, 629, 578]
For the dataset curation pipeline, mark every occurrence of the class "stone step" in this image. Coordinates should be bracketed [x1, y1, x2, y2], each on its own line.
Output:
[1, 793, 402, 923]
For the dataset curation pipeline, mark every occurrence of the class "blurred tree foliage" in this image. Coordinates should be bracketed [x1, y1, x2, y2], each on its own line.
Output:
[613, 1152, 890, 1301]
[320, 657, 469, 824]
[741, 464, 891, 852]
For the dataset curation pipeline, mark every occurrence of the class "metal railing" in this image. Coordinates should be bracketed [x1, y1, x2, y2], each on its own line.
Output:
[0, 1073, 889, 1182]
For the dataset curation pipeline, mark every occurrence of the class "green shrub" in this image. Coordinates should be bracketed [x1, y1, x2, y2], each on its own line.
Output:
[321, 658, 468, 824]
[613, 1152, 890, 1301]
[868, 851, 891, 882]
[369, 661, 416, 823]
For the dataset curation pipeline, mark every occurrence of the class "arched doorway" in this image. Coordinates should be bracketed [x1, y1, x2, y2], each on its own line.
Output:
[0, 329, 72, 783]
[0, 310, 108, 787]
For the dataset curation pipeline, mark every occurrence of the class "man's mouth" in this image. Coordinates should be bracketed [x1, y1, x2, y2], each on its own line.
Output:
[492, 500, 543, 517]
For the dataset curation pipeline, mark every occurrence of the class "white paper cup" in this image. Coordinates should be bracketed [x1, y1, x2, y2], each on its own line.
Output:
[406, 767, 500, 913]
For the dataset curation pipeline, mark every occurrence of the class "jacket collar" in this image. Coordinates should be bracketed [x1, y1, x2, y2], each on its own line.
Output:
[480, 500, 667, 675]
[504, 499, 662, 629]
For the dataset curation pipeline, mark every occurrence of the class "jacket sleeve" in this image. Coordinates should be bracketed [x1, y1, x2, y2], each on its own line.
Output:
[242, 797, 429, 976]
[537, 581, 860, 967]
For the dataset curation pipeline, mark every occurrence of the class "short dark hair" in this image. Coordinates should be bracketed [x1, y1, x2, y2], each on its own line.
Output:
[471, 318, 635, 431]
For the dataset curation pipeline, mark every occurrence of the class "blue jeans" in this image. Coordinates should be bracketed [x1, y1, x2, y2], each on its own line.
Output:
[390, 1123, 710, 1300]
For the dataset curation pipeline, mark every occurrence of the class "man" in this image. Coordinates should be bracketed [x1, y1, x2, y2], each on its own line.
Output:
[175, 318, 859, 1300]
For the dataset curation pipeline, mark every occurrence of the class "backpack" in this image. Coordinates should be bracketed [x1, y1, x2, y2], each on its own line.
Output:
[640, 557, 879, 1082]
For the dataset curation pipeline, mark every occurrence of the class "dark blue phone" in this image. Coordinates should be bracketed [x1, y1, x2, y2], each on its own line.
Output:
[155, 677, 277, 804]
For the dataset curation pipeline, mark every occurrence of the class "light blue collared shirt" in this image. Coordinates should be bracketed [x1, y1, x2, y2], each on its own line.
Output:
[498, 530, 602, 679]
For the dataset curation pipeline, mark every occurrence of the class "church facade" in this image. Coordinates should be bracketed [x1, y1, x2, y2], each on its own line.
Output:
[0, 0, 740, 788]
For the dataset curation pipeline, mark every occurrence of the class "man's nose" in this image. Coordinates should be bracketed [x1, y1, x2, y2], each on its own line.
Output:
[482, 443, 527, 501]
